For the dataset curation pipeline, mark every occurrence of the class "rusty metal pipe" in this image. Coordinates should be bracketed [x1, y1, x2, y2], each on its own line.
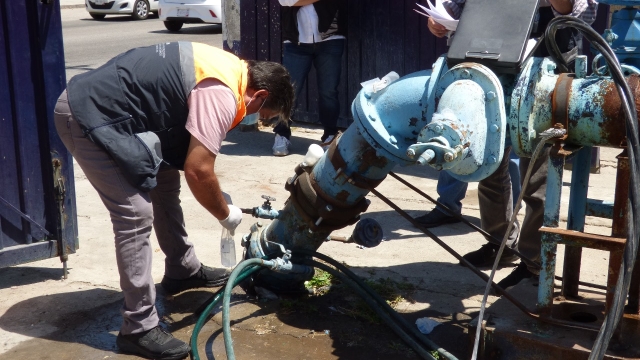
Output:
[512, 59, 640, 156]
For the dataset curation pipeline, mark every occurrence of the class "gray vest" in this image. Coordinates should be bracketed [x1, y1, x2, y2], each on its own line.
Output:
[67, 42, 193, 191]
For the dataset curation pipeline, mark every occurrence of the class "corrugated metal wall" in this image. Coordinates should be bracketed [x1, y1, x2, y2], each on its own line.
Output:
[0, 0, 77, 268]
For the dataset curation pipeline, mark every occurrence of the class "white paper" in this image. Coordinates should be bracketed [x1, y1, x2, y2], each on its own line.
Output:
[415, 1, 458, 31]
[523, 38, 539, 59]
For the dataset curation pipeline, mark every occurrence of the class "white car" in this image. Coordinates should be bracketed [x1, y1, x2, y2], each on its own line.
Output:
[158, 0, 222, 32]
[86, 0, 159, 20]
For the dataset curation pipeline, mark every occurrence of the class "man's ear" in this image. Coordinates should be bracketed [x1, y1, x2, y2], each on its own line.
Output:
[255, 89, 269, 100]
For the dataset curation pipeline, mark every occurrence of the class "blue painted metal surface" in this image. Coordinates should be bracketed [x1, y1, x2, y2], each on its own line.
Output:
[537, 154, 566, 315]
[243, 124, 397, 290]
[510, 57, 637, 157]
[245, 121, 399, 263]
[586, 199, 615, 219]
[598, 1, 640, 70]
[238, 3, 640, 308]
[416, 63, 506, 181]
[313, 126, 396, 205]
[351, 69, 433, 166]
[242, 46, 640, 292]
[0, 0, 78, 269]
[567, 148, 592, 232]
[562, 147, 593, 296]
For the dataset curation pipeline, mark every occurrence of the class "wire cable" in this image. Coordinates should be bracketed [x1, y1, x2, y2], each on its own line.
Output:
[545, 16, 640, 360]
[471, 129, 565, 360]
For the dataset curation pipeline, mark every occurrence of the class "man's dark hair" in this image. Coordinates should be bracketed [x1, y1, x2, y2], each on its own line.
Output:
[246, 60, 294, 122]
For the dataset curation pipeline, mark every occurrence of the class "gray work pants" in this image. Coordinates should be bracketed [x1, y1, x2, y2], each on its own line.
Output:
[478, 146, 520, 249]
[516, 147, 549, 269]
[478, 145, 548, 271]
[54, 90, 201, 335]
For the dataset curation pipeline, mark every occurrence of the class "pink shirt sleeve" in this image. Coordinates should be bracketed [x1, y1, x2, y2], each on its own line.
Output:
[185, 78, 238, 155]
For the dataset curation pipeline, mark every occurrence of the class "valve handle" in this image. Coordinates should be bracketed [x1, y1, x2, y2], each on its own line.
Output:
[261, 195, 276, 202]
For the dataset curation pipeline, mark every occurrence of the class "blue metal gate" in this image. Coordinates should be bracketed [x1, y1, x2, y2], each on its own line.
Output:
[0, 0, 77, 274]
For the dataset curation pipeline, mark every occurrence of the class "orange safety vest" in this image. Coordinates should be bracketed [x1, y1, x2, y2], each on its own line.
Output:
[189, 42, 249, 129]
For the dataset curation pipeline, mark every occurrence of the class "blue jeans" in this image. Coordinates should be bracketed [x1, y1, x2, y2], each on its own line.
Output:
[274, 39, 345, 141]
[436, 143, 521, 214]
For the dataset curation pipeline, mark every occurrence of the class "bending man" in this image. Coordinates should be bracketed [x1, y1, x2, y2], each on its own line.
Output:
[54, 41, 293, 359]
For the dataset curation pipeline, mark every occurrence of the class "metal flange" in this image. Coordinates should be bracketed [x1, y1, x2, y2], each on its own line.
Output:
[419, 62, 507, 181]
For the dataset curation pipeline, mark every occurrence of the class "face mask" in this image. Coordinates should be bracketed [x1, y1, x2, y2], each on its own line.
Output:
[247, 94, 267, 114]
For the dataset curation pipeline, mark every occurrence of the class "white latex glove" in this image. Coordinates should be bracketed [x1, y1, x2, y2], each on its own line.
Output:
[219, 204, 242, 233]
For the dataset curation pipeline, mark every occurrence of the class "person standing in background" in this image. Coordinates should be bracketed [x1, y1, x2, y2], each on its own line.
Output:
[421, 0, 598, 289]
[273, 0, 347, 156]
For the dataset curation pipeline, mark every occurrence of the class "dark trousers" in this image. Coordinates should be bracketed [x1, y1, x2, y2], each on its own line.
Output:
[275, 38, 344, 141]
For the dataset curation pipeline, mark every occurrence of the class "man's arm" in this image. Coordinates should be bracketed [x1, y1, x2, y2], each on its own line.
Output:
[548, 0, 573, 15]
[279, 0, 317, 7]
[427, 0, 460, 37]
[428, 17, 449, 38]
[183, 136, 229, 221]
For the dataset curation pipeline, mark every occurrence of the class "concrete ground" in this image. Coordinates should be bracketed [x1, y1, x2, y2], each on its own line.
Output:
[0, 117, 621, 359]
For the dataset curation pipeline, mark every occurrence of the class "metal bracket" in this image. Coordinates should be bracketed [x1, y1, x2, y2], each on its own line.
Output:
[52, 159, 68, 279]
[264, 240, 292, 261]
[551, 73, 573, 142]
[325, 136, 386, 190]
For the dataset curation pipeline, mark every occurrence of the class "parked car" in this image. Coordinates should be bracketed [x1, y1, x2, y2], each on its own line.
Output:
[85, 0, 159, 20]
[158, 0, 222, 32]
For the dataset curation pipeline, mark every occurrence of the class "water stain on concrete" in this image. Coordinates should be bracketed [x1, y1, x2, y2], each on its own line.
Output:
[0, 283, 468, 360]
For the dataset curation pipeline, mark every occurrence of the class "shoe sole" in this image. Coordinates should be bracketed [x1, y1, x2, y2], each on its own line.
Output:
[161, 273, 230, 295]
[117, 339, 190, 360]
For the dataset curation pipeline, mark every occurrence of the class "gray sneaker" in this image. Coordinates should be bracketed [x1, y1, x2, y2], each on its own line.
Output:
[116, 326, 190, 360]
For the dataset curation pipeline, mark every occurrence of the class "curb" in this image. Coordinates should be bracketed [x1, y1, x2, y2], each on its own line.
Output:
[60, 4, 85, 9]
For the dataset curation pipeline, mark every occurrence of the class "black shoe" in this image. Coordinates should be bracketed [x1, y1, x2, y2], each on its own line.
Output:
[116, 326, 190, 360]
[496, 262, 534, 290]
[460, 243, 518, 268]
[161, 265, 231, 295]
[413, 208, 461, 228]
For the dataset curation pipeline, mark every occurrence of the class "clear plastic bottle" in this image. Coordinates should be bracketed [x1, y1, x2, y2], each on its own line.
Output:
[220, 229, 237, 267]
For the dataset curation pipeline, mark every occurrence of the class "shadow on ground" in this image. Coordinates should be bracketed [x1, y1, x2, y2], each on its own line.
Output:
[0, 266, 64, 290]
[0, 259, 488, 359]
[148, 24, 222, 35]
